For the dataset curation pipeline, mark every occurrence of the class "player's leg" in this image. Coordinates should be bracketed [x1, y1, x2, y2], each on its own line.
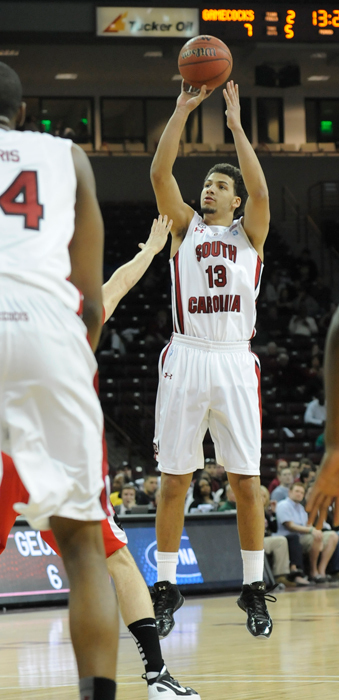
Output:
[4, 296, 119, 699]
[51, 515, 118, 694]
[317, 531, 338, 577]
[107, 546, 200, 699]
[153, 338, 208, 638]
[211, 346, 275, 638]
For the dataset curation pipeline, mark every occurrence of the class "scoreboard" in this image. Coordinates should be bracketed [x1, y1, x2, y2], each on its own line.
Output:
[200, 5, 339, 41]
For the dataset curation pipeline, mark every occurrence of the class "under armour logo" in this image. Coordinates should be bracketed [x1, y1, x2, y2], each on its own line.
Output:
[164, 372, 172, 379]
[158, 586, 167, 591]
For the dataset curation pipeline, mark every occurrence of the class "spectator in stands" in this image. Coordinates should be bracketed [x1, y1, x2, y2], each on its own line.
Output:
[218, 484, 237, 511]
[304, 389, 326, 426]
[299, 465, 317, 486]
[276, 286, 294, 318]
[261, 304, 286, 340]
[114, 484, 137, 515]
[303, 356, 323, 400]
[264, 271, 280, 303]
[276, 482, 338, 582]
[268, 459, 289, 494]
[309, 276, 332, 314]
[260, 341, 279, 374]
[145, 309, 172, 348]
[318, 301, 337, 335]
[203, 457, 223, 493]
[272, 352, 305, 400]
[289, 460, 301, 482]
[294, 248, 318, 285]
[135, 473, 159, 507]
[271, 467, 294, 502]
[292, 289, 319, 318]
[261, 486, 309, 587]
[288, 304, 318, 338]
[110, 472, 129, 506]
[188, 477, 217, 513]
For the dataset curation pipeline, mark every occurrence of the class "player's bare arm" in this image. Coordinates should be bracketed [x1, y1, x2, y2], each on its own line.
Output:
[150, 81, 213, 255]
[70, 143, 104, 351]
[307, 306, 339, 528]
[224, 81, 270, 260]
[102, 214, 172, 322]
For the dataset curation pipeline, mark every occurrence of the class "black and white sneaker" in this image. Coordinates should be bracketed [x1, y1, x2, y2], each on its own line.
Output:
[153, 580, 184, 639]
[144, 665, 201, 699]
[237, 580, 276, 639]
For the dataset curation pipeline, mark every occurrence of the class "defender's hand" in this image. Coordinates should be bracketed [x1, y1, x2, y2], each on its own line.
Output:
[306, 449, 339, 528]
[176, 80, 214, 113]
[138, 214, 173, 255]
[223, 80, 242, 132]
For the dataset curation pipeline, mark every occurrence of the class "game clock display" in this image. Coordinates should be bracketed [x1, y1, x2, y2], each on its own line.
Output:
[200, 5, 339, 41]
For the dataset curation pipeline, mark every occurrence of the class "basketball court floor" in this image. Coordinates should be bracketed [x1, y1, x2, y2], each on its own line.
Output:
[1, 586, 339, 699]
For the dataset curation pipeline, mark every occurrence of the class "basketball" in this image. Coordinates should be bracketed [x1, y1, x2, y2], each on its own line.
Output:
[178, 35, 233, 90]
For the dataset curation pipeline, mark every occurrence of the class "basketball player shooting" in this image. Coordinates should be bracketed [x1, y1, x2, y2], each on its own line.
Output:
[150, 79, 274, 640]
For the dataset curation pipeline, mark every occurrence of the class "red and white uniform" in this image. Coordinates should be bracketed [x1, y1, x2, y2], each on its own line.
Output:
[154, 212, 263, 476]
[0, 130, 105, 530]
[0, 452, 127, 558]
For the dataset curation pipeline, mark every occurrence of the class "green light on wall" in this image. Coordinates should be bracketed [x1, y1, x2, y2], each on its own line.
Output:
[81, 118, 88, 124]
[320, 120, 333, 134]
[41, 119, 51, 132]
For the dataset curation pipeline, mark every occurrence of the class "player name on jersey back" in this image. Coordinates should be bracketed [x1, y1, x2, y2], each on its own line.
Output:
[0, 130, 80, 312]
[170, 211, 263, 343]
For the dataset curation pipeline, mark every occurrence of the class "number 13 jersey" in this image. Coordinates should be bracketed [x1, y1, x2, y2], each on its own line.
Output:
[0, 130, 79, 311]
[170, 211, 263, 342]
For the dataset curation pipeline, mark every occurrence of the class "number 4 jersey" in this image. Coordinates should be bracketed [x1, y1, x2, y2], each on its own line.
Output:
[170, 211, 263, 342]
[0, 130, 80, 311]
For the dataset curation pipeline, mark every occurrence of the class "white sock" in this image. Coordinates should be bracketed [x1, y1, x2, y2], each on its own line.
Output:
[241, 549, 264, 585]
[157, 552, 178, 584]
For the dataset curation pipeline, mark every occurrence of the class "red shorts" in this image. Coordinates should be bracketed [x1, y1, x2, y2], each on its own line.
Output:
[0, 452, 127, 558]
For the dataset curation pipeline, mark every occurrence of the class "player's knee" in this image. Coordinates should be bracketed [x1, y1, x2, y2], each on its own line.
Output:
[51, 517, 103, 566]
[160, 473, 191, 502]
[229, 474, 260, 501]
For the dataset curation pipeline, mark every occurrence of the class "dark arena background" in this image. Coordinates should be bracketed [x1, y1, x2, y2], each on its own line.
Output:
[1, 2, 339, 698]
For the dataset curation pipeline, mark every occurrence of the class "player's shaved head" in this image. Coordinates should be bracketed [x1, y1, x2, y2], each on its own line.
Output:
[0, 62, 22, 119]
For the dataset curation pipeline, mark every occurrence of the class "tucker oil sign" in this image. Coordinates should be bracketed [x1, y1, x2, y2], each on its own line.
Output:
[96, 7, 199, 37]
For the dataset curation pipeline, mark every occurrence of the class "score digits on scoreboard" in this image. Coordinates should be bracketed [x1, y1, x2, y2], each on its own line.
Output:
[200, 5, 339, 41]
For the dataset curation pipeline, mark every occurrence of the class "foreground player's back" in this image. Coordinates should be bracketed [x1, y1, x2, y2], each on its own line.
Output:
[0, 129, 79, 311]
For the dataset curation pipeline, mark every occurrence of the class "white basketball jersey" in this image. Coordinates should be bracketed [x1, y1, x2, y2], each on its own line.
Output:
[170, 211, 263, 342]
[0, 129, 80, 311]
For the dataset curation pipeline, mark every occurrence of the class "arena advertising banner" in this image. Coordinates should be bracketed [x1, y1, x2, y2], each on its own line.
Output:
[127, 527, 204, 586]
[96, 7, 199, 38]
[0, 525, 69, 606]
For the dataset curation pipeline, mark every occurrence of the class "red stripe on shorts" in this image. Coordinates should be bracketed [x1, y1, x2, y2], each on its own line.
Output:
[253, 356, 262, 432]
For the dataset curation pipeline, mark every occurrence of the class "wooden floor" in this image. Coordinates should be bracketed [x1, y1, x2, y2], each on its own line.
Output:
[1, 586, 339, 699]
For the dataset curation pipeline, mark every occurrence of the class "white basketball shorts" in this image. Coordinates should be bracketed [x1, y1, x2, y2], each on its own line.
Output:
[154, 333, 261, 476]
[0, 279, 105, 531]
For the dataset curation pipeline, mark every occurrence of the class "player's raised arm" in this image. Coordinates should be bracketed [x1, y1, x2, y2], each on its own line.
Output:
[70, 144, 104, 351]
[102, 215, 172, 322]
[224, 81, 270, 259]
[150, 81, 212, 246]
[307, 306, 339, 527]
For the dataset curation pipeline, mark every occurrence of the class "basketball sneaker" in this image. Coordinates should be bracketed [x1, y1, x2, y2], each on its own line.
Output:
[152, 580, 184, 638]
[237, 580, 276, 639]
[144, 665, 201, 699]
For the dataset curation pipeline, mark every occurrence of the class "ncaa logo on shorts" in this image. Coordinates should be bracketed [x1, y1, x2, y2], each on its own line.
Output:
[145, 533, 204, 582]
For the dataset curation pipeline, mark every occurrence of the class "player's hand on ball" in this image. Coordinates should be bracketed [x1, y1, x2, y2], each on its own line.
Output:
[177, 80, 214, 112]
[223, 80, 242, 131]
[306, 448, 339, 528]
[139, 214, 173, 255]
